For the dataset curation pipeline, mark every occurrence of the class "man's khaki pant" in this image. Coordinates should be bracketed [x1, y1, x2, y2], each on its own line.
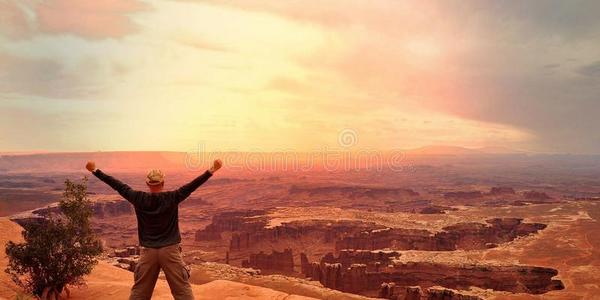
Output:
[129, 244, 194, 300]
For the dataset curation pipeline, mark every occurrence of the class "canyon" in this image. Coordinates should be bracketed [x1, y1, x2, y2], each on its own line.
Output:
[196, 211, 546, 253]
[192, 210, 563, 298]
[3, 151, 600, 299]
[302, 249, 563, 296]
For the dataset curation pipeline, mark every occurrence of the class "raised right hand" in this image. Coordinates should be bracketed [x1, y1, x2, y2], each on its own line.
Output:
[86, 161, 96, 172]
[209, 159, 222, 173]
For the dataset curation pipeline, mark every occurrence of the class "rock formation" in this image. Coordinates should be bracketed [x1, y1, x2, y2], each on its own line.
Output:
[523, 191, 552, 201]
[195, 211, 383, 251]
[195, 210, 268, 241]
[404, 286, 422, 300]
[110, 245, 140, 272]
[10, 199, 134, 227]
[489, 187, 516, 195]
[378, 285, 482, 300]
[111, 246, 140, 257]
[335, 218, 546, 251]
[29, 199, 133, 219]
[300, 252, 310, 275]
[418, 205, 451, 214]
[321, 263, 343, 290]
[443, 191, 483, 199]
[302, 251, 563, 295]
[379, 283, 398, 299]
[241, 249, 294, 273]
[289, 185, 419, 198]
[320, 250, 400, 271]
[227, 219, 383, 251]
[426, 288, 482, 300]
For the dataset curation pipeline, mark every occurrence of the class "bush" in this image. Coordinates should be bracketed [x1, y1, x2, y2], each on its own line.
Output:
[5, 178, 103, 298]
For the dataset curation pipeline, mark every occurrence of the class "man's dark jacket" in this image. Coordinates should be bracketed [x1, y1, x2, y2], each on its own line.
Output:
[93, 169, 212, 248]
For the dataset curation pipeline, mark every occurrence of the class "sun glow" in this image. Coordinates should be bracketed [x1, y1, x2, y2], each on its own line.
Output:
[4, 0, 585, 153]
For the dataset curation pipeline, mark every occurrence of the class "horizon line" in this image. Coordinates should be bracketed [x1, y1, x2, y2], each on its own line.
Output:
[1, 147, 599, 156]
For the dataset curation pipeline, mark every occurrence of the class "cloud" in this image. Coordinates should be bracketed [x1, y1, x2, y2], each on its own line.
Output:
[192, 0, 600, 153]
[0, 0, 148, 39]
[0, 1, 34, 38]
[174, 36, 231, 53]
[218, 0, 600, 153]
[479, 0, 600, 41]
[37, 0, 149, 39]
[578, 61, 600, 78]
[0, 52, 108, 98]
[0, 53, 68, 97]
[2, 0, 600, 152]
[196, 0, 600, 42]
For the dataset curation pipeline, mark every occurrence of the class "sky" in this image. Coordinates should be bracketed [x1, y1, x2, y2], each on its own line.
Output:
[1, 0, 599, 153]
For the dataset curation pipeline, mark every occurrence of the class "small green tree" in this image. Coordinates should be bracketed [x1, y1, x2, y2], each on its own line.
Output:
[5, 178, 103, 298]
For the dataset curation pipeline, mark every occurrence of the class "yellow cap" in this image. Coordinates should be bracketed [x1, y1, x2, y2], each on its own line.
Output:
[146, 169, 165, 185]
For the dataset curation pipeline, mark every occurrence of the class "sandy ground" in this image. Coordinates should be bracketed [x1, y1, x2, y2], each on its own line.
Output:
[0, 218, 317, 300]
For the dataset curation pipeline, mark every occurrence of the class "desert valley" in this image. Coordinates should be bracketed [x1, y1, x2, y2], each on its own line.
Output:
[0, 149, 598, 299]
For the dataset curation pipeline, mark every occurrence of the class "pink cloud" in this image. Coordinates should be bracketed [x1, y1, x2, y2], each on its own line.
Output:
[0, 1, 33, 38]
[36, 0, 148, 38]
[0, 0, 148, 39]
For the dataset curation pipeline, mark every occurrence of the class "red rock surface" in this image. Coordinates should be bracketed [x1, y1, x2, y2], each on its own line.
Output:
[302, 250, 563, 295]
[489, 187, 516, 195]
[379, 284, 482, 300]
[242, 248, 294, 273]
[336, 218, 546, 251]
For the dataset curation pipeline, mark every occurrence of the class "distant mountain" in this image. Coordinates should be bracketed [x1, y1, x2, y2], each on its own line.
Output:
[475, 146, 529, 154]
[0, 151, 189, 173]
[406, 145, 483, 156]
[405, 145, 527, 156]
[0, 151, 50, 156]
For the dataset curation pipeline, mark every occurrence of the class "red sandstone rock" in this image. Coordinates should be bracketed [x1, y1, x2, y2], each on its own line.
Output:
[321, 250, 401, 271]
[31, 199, 134, 219]
[321, 263, 343, 290]
[114, 248, 128, 258]
[195, 210, 268, 241]
[443, 191, 483, 200]
[523, 191, 552, 201]
[405, 286, 422, 300]
[300, 252, 310, 275]
[289, 185, 419, 198]
[346, 264, 368, 293]
[126, 246, 139, 256]
[336, 218, 546, 251]
[419, 206, 447, 214]
[302, 251, 563, 296]
[426, 287, 482, 300]
[378, 282, 398, 299]
[117, 257, 138, 271]
[489, 187, 516, 195]
[221, 217, 382, 251]
[241, 249, 294, 273]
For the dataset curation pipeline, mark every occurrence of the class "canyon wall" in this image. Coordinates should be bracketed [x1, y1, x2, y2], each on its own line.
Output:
[30, 199, 133, 218]
[241, 248, 294, 273]
[199, 212, 546, 254]
[195, 210, 268, 241]
[194, 210, 559, 298]
[379, 284, 483, 300]
[336, 218, 546, 251]
[228, 219, 380, 251]
[302, 250, 563, 295]
[289, 185, 419, 198]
